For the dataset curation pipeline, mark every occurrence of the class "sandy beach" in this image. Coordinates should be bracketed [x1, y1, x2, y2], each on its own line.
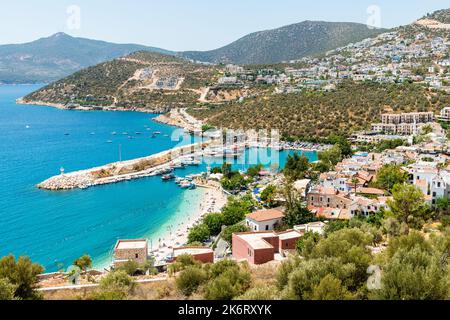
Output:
[149, 184, 228, 263]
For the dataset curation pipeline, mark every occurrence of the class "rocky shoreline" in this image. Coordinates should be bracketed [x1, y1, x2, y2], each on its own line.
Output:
[16, 98, 168, 114]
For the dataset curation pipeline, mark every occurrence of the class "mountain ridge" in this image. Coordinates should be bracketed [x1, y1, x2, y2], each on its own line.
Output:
[0, 33, 174, 84]
[0, 20, 387, 83]
[181, 21, 387, 65]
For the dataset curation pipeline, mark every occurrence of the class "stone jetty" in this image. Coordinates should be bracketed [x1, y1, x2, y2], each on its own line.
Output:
[38, 141, 210, 191]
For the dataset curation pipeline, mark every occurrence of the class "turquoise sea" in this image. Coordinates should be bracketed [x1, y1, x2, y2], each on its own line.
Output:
[0, 85, 317, 272]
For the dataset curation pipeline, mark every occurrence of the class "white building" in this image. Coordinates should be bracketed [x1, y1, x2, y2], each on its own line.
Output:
[294, 222, 326, 235]
[246, 208, 284, 232]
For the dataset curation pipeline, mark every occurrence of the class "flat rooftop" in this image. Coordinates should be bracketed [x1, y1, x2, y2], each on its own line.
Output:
[278, 230, 302, 241]
[115, 239, 147, 250]
[174, 247, 213, 256]
[236, 232, 275, 250]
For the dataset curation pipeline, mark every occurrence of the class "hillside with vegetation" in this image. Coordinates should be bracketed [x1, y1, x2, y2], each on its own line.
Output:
[425, 8, 450, 23]
[24, 51, 221, 111]
[188, 81, 450, 141]
[182, 21, 386, 65]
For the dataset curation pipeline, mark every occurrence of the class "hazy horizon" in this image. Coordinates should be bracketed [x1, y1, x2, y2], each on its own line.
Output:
[0, 0, 448, 51]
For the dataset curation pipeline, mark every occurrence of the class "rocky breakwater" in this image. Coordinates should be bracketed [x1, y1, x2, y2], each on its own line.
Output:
[37, 141, 211, 191]
[38, 172, 95, 191]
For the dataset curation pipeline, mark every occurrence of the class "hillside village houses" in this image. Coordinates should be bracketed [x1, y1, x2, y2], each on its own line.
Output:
[213, 28, 450, 95]
[275, 29, 450, 93]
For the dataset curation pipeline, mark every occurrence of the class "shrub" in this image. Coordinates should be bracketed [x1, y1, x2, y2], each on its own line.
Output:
[90, 271, 136, 300]
[118, 260, 140, 276]
[236, 285, 279, 300]
[204, 268, 251, 300]
[311, 274, 355, 300]
[0, 278, 16, 300]
[168, 254, 201, 276]
[73, 255, 93, 272]
[276, 255, 302, 290]
[0, 255, 44, 300]
[296, 231, 322, 257]
[176, 266, 208, 297]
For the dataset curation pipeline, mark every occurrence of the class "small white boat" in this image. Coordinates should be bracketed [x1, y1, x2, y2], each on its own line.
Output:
[175, 177, 184, 184]
[180, 181, 192, 189]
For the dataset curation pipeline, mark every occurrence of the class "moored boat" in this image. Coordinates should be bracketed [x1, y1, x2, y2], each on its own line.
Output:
[162, 173, 175, 181]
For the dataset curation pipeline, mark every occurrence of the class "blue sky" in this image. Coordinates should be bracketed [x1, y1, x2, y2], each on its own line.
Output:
[0, 0, 448, 51]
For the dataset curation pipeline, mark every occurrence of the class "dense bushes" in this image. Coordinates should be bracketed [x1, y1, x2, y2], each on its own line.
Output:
[88, 270, 136, 300]
[273, 204, 450, 301]
[173, 259, 252, 300]
[0, 255, 44, 300]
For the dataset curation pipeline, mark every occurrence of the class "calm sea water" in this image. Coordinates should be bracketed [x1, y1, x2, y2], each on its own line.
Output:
[0, 85, 317, 272]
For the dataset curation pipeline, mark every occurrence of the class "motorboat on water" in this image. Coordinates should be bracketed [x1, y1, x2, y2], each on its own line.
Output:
[175, 177, 184, 184]
[179, 181, 196, 189]
[162, 173, 176, 181]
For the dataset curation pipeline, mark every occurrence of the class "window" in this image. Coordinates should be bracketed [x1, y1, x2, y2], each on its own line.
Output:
[135, 254, 139, 259]
[265, 225, 269, 231]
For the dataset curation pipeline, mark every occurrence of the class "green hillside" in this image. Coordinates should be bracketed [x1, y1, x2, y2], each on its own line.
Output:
[188, 81, 450, 141]
[182, 21, 386, 65]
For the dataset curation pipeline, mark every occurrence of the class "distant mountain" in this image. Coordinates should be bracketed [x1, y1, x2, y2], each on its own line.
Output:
[181, 21, 387, 65]
[0, 33, 174, 84]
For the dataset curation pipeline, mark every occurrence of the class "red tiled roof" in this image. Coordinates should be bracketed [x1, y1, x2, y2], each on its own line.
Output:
[247, 208, 284, 222]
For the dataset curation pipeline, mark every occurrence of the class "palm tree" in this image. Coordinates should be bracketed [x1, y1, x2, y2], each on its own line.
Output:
[351, 176, 359, 194]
